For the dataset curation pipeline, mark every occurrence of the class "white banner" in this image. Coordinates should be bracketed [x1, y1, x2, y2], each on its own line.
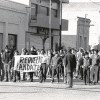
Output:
[14, 55, 44, 72]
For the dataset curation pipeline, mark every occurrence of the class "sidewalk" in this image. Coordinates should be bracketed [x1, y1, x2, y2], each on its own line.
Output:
[0, 79, 100, 100]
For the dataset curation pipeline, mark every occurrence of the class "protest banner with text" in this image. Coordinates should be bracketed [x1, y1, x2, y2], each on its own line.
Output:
[14, 55, 44, 72]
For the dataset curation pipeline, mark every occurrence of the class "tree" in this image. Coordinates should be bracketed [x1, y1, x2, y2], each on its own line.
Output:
[38, 28, 49, 51]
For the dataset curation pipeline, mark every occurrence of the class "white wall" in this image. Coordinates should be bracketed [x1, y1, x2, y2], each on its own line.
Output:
[0, 0, 28, 52]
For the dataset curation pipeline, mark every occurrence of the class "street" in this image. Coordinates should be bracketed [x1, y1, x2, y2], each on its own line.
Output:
[0, 78, 100, 100]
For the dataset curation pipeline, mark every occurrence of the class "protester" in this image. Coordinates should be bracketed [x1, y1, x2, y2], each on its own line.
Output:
[12, 50, 20, 82]
[82, 52, 91, 85]
[76, 48, 84, 79]
[51, 52, 62, 83]
[39, 49, 47, 83]
[29, 46, 37, 82]
[2, 46, 11, 82]
[46, 50, 52, 77]
[90, 49, 99, 84]
[59, 49, 64, 80]
[0, 45, 100, 87]
[21, 48, 27, 81]
[63, 47, 76, 88]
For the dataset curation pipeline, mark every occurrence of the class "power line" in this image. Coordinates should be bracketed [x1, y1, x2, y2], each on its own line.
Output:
[89, 0, 100, 6]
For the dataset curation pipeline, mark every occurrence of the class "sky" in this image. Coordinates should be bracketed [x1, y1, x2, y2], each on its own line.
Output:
[62, 1, 100, 45]
[9, 0, 100, 45]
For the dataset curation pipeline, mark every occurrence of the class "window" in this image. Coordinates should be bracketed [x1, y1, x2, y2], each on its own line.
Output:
[80, 36, 82, 47]
[51, 9, 57, 17]
[31, 3, 37, 19]
[84, 37, 87, 50]
[40, 6, 48, 15]
[8, 34, 17, 49]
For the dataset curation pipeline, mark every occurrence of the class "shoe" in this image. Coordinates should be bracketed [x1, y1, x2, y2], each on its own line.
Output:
[13, 80, 16, 82]
[30, 79, 33, 82]
[64, 81, 67, 84]
[67, 86, 72, 88]
[40, 80, 43, 83]
[51, 80, 54, 83]
[57, 81, 59, 84]
[3, 79, 7, 82]
[93, 82, 96, 85]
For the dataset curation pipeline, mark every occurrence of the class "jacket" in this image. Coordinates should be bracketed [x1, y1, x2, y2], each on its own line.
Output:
[64, 52, 76, 73]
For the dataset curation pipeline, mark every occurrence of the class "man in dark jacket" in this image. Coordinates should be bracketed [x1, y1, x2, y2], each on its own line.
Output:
[63, 47, 76, 88]
[3, 46, 11, 82]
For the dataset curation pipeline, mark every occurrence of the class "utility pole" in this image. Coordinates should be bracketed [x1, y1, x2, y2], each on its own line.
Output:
[83, 14, 94, 50]
[49, 0, 52, 50]
[83, 14, 87, 50]
[59, 0, 62, 50]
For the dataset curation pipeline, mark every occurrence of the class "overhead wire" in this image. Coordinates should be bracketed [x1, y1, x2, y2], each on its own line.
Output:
[89, 0, 100, 6]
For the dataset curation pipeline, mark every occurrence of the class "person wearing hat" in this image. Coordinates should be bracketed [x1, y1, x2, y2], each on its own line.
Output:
[63, 47, 76, 88]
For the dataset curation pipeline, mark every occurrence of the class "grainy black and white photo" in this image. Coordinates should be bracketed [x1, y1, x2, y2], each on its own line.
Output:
[0, 0, 100, 100]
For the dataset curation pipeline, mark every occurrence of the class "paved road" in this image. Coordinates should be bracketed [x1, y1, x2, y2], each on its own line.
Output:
[0, 79, 100, 100]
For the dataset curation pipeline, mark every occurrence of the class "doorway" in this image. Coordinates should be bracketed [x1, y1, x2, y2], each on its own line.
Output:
[8, 34, 17, 50]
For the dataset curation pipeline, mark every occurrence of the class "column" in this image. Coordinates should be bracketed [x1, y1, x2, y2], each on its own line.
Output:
[3, 22, 8, 49]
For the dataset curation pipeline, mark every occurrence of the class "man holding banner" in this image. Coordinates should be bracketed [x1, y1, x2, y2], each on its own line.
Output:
[29, 46, 37, 82]
[14, 51, 43, 82]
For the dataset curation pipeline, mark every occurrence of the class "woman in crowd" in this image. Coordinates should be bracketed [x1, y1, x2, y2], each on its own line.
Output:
[12, 50, 20, 82]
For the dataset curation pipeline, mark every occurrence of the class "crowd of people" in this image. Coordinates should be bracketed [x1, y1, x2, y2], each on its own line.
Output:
[0, 45, 100, 88]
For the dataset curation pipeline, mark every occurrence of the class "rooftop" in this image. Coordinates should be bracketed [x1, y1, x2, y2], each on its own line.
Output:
[0, 0, 28, 13]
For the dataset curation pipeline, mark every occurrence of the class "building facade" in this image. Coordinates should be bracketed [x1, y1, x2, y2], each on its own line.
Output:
[62, 35, 76, 49]
[0, 0, 28, 52]
[62, 17, 91, 50]
[26, 0, 68, 51]
[76, 17, 91, 50]
[0, 0, 68, 52]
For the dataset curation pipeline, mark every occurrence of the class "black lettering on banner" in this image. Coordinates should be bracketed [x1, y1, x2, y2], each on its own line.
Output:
[29, 64, 33, 70]
[20, 57, 24, 63]
[35, 57, 38, 64]
[28, 57, 33, 63]
[38, 56, 42, 63]
[19, 64, 23, 70]
[27, 64, 29, 70]
[16, 64, 20, 70]
[25, 57, 29, 63]
[32, 57, 36, 63]
[23, 64, 26, 70]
